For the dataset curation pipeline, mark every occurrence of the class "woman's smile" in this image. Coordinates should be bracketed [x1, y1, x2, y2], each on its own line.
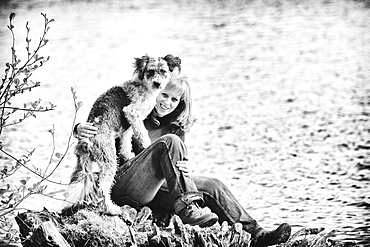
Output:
[159, 103, 169, 111]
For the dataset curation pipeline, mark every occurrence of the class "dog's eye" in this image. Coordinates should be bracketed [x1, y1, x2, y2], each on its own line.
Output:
[160, 69, 168, 75]
[147, 70, 155, 77]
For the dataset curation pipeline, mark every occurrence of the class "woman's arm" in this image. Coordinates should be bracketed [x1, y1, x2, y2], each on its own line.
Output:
[173, 127, 185, 142]
[76, 120, 195, 175]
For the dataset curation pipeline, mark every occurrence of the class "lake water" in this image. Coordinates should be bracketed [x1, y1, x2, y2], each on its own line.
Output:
[0, 0, 369, 246]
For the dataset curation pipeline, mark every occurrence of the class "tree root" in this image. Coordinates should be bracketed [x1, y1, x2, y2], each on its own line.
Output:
[14, 206, 357, 247]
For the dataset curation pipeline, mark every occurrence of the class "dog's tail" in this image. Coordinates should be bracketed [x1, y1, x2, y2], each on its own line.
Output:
[63, 139, 101, 211]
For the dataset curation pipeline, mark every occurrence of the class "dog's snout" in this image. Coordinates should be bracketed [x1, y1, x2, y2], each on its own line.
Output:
[151, 73, 163, 88]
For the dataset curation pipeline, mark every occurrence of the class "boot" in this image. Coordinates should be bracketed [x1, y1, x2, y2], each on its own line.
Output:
[178, 202, 218, 227]
[251, 223, 291, 247]
[174, 194, 218, 227]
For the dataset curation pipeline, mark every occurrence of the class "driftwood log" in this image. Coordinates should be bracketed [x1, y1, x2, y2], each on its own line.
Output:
[14, 206, 357, 247]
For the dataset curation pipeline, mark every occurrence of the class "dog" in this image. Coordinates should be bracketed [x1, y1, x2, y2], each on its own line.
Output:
[64, 54, 181, 215]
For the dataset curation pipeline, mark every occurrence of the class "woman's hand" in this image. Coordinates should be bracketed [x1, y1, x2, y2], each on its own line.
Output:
[75, 122, 98, 138]
[176, 157, 195, 177]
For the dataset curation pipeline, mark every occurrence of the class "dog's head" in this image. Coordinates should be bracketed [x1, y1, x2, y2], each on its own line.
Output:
[133, 54, 181, 89]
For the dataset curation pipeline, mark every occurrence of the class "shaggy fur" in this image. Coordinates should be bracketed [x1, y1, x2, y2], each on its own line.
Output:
[64, 55, 181, 215]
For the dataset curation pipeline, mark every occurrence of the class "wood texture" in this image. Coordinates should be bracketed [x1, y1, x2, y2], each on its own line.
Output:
[14, 206, 357, 247]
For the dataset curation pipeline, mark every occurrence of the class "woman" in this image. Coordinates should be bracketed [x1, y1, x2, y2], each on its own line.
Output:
[73, 76, 291, 247]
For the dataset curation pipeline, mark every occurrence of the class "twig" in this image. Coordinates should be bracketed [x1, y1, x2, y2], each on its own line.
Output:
[0, 106, 53, 112]
[43, 125, 56, 177]
[0, 148, 69, 186]
[45, 87, 80, 181]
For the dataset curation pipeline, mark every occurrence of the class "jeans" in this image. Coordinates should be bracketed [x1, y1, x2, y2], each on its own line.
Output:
[111, 134, 262, 236]
[149, 176, 262, 236]
[112, 134, 203, 213]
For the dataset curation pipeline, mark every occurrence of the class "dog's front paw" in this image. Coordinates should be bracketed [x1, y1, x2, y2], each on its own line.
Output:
[141, 135, 151, 149]
[128, 151, 135, 160]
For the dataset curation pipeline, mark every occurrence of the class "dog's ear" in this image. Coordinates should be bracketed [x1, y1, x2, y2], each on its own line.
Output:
[163, 54, 181, 73]
[134, 55, 150, 80]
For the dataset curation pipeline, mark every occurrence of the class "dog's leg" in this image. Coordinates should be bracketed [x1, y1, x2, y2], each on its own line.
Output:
[123, 105, 151, 148]
[133, 120, 151, 148]
[119, 127, 135, 162]
[99, 160, 122, 215]
[94, 134, 122, 215]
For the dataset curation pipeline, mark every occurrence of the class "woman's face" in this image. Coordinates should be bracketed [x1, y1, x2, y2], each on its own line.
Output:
[155, 88, 181, 117]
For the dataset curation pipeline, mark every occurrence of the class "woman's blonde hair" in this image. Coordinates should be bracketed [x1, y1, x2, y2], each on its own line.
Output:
[149, 76, 195, 132]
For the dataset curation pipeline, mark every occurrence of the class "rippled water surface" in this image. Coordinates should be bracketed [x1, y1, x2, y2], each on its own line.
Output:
[1, 0, 369, 246]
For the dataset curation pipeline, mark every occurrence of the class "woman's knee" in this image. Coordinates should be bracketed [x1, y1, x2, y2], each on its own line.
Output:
[157, 134, 184, 150]
[207, 177, 227, 193]
[195, 176, 227, 195]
